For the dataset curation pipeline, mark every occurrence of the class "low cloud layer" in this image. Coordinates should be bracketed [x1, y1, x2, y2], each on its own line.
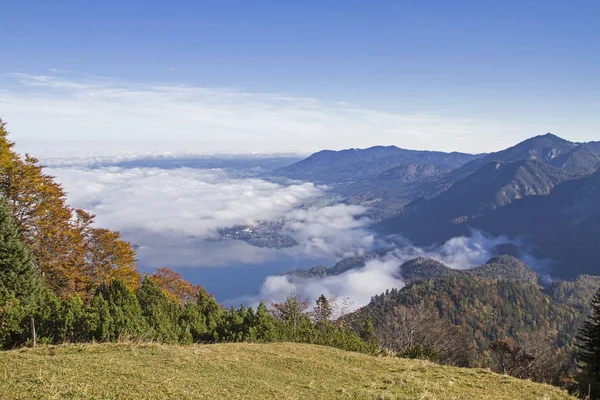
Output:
[43, 156, 544, 310]
[48, 164, 374, 267]
[254, 255, 405, 314]
[250, 231, 541, 313]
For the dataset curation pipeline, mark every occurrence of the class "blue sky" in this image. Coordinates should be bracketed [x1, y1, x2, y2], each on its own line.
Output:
[1, 0, 599, 153]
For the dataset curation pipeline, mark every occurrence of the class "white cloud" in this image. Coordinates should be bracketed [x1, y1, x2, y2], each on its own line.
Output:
[254, 255, 405, 314]
[47, 164, 375, 266]
[284, 204, 374, 259]
[1, 72, 528, 154]
[48, 166, 322, 237]
[250, 230, 540, 313]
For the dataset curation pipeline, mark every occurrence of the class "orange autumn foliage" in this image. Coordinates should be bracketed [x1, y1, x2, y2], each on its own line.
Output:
[150, 267, 201, 304]
[0, 119, 141, 297]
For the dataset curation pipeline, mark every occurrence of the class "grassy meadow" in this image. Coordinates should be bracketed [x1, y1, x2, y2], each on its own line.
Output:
[0, 342, 575, 400]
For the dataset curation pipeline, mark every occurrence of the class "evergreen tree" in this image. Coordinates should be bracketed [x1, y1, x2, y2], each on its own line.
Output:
[178, 302, 207, 343]
[358, 317, 379, 343]
[576, 289, 600, 398]
[195, 289, 222, 341]
[314, 294, 333, 325]
[89, 294, 112, 341]
[250, 302, 278, 342]
[0, 199, 40, 304]
[93, 279, 146, 341]
[135, 276, 181, 343]
[0, 291, 24, 348]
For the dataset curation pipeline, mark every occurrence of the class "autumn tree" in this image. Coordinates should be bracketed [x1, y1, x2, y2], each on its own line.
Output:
[0, 120, 141, 297]
[150, 267, 201, 304]
[76, 210, 139, 293]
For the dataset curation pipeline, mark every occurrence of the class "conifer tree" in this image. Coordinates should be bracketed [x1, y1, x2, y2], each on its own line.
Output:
[90, 294, 112, 341]
[359, 317, 377, 343]
[576, 289, 600, 397]
[314, 294, 333, 325]
[359, 317, 380, 355]
[0, 199, 40, 304]
[250, 302, 278, 342]
[195, 289, 222, 341]
[0, 291, 24, 348]
[178, 302, 207, 343]
[136, 276, 181, 343]
[94, 279, 146, 341]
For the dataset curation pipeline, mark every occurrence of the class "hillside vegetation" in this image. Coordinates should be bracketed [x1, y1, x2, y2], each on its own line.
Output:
[0, 342, 575, 400]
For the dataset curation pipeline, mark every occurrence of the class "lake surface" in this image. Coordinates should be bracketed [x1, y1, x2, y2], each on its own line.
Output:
[159, 252, 335, 305]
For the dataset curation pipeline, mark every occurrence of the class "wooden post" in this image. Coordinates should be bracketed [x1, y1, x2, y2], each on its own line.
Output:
[30, 317, 36, 347]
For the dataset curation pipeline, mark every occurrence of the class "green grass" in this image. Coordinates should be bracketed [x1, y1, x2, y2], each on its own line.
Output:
[0, 342, 574, 399]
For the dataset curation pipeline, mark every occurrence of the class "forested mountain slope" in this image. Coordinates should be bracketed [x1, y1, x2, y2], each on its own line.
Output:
[350, 257, 600, 364]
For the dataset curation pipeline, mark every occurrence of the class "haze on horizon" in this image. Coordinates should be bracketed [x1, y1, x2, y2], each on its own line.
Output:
[2, 1, 599, 155]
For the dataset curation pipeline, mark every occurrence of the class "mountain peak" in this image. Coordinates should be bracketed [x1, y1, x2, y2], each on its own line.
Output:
[399, 257, 454, 284]
[470, 255, 538, 283]
[516, 132, 573, 151]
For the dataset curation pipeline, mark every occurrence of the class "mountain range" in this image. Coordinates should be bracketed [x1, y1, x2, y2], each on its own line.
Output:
[276, 133, 600, 279]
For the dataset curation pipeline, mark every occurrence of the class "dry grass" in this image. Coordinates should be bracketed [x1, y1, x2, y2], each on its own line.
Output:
[0, 342, 575, 399]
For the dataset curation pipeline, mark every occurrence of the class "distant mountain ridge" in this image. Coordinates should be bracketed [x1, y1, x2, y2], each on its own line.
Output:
[275, 134, 600, 222]
[441, 133, 598, 183]
[276, 145, 480, 183]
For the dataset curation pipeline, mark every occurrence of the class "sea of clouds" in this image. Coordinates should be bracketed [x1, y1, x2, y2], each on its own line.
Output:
[45, 162, 375, 268]
[40, 153, 543, 312]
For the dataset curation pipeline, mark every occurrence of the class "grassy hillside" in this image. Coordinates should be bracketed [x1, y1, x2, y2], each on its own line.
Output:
[0, 343, 574, 399]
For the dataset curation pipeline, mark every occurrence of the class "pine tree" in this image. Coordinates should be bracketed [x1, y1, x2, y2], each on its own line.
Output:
[314, 294, 333, 325]
[89, 294, 112, 341]
[250, 302, 278, 342]
[0, 199, 40, 304]
[135, 276, 181, 343]
[359, 317, 378, 344]
[195, 289, 222, 341]
[576, 289, 600, 397]
[94, 279, 146, 341]
[0, 291, 24, 348]
[178, 302, 207, 343]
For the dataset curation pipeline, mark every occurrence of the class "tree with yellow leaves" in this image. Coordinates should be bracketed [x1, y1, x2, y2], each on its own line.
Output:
[0, 119, 141, 297]
[150, 267, 201, 305]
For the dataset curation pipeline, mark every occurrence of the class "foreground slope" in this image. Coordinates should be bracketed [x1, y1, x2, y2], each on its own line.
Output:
[0, 343, 574, 399]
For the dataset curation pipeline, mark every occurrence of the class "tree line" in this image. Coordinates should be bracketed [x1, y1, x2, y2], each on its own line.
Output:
[0, 119, 377, 354]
